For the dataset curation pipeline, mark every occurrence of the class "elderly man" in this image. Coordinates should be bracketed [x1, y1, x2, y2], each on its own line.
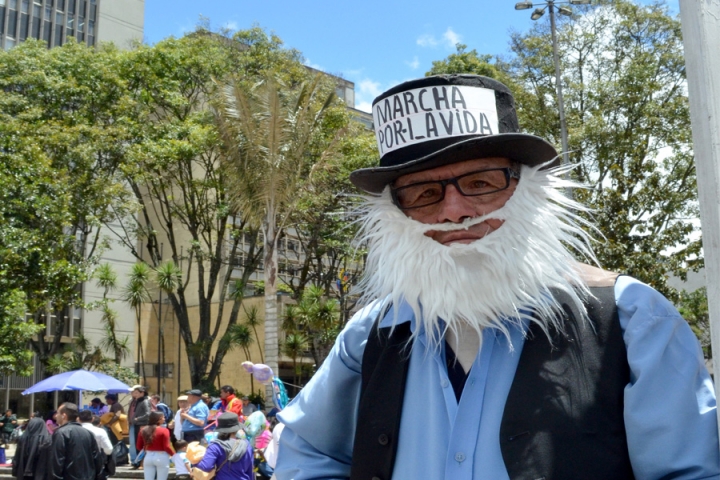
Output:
[275, 75, 720, 480]
[180, 389, 209, 443]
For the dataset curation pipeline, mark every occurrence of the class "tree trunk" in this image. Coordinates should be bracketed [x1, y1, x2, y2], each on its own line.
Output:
[263, 216, 279, 409]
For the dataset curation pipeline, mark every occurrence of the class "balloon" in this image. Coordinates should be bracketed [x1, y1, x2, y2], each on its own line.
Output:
[241, 361, 274, 384]
[272, 377, 289, 410]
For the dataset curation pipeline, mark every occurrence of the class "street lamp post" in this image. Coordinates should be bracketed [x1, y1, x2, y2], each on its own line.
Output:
[515, 0, 590, 166]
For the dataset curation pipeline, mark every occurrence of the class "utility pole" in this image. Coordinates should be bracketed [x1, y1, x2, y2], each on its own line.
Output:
[679, 0, 720, 440]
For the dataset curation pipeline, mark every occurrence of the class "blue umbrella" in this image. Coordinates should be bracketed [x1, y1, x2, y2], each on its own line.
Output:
[22, 369, 131, 395]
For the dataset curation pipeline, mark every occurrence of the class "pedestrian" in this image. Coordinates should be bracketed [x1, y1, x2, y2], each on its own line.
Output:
[150, 395, 173, 427]
[79, 410, 114, 480]
[168, 395, 187, 443]
[240, 397, 256, 417]
[219, 386, 243, 417]
[11, 417, 51, 479]
[44, 411, 58, 435]
[275, 74, 720, 479]
[128, 385, 152, 464]
[48, 402, 103, 480]
[0, 409, 17, 447]
[179, 389, 208, 443]
[88, 398, 109, 417]
[194, 412, 254, 480]
[170, 439, 192, 480]
[136, 412, 174, 480]
[99, 393, 126, 446]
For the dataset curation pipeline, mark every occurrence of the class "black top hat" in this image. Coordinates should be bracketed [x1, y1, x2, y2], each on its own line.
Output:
[349, 74, 559, 194]
[215, 412, 242, 434]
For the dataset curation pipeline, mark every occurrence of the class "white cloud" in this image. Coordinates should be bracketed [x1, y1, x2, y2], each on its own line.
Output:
[406, 56, 420, 70]
[443, 27, 462, 48]
[355, 79, 383, 113]
[417, 34, 438, 47]
[223, 21, 238, 31]
[303, 58, 324, 71]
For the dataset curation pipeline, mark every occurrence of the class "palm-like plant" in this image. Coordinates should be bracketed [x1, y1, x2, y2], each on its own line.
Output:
[94, 263, 130, 363]
[123, 262, 153, 385]
[282, 333, 309, 395]
[215, 72, 346, 405]
[227, 322, 255, 392]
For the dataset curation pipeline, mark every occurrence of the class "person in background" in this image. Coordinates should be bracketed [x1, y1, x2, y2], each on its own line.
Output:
[44, 411, 58, 436]
[136, 412, 174, 480]
[100, 394, 126, 446]
[88, 398, 108, 417]
[170, 439, 191, 480]
[195, 413, 254, 480]
[219, 386, 243, 417]
[0, 409, 17, 447]
[180, 389, 208, 444]
[168, 395, 187, 443]
[150, 395, 173, 428]
[128, 385, 152, 464]
[48, 402, 103, 480]
[79, 411, 113, 456]
[12, 417, 51, 479]
[241, 397, 256, 417]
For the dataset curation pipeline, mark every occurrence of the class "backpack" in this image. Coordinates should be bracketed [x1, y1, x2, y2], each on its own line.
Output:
[156, 402, 173, 424]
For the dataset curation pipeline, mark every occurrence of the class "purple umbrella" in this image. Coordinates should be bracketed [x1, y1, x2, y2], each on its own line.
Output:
[22, 369, 131, 395]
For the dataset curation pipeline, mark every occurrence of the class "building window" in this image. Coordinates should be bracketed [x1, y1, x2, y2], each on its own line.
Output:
[20, 12, 28, 39]
[9, 0, 17, 8]
[0, 7, 5, 35]
[87, 17, 93, 34]
[20, 0, 27, 12]
[32, 16, 39, 37]
[56, 0, 62, 10]
[42, 20, 49, 41]
[54, 10, 61, 22]
[8, 9, 17, 37]
[53, 23, 61, 45]
[4, 37, 15, 49]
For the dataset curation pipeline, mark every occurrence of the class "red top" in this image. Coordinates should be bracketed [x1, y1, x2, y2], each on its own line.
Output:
[136, 426, 174, 456]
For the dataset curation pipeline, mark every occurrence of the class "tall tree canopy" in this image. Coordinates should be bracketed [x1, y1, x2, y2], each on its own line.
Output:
[427, 0, 698, 299]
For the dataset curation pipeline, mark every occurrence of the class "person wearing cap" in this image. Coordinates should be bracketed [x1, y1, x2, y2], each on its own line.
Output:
[195, 412, 254, 480]
[128, 385, 152, 464]
[180, 389, 209, 443]
[169, 395, 188, 443]
[275, 75, 720, 480]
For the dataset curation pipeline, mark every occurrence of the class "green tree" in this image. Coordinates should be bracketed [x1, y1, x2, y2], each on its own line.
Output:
[106, 29, 301, 392]
[508, 0, 698, 298]
[427, 43, 507, 81]
[123, 263, 153, 385]
[93, 263, 131, 364]
[677, 287, 710, 359]
[0, 39, 134, 373]
[215, 66, 349, 404]
[281, 285, 341, 369]
[282, 332, 309, 395]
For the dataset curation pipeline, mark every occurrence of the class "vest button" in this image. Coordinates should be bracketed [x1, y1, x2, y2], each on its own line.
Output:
[378, 433, 389, 445]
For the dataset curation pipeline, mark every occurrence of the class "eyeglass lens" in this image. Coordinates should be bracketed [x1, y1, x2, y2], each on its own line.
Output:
[393, 168, 512, 209]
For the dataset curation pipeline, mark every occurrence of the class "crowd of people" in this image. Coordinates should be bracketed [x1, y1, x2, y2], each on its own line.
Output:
[8, 383, 281, 480]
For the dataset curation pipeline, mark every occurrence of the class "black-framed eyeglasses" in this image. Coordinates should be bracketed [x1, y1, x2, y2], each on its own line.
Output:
[391, 167, 520, 210]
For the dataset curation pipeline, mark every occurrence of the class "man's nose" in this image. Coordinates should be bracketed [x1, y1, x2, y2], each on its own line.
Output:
[436, 184, 476, 223]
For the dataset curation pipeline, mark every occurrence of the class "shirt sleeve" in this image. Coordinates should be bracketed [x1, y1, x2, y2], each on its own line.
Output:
[196, 443, 222, 472]
[98, 428, 114, 455]
[616, 276, 720, 479]
[49, 431, 66, 480]
[275, 301, 383, 480]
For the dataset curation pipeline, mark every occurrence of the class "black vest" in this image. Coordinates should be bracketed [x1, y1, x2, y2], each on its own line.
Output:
[350, 287, 634, 480]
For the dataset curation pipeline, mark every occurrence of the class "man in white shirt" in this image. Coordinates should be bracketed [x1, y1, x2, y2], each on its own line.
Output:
[79, 410, 113, 455]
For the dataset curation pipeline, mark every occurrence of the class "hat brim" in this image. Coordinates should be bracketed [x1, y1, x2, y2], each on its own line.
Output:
[350, 133, 559, 194]
[215, 424, 242, 434]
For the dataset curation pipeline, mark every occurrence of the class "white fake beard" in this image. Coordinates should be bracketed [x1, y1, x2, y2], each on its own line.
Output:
[354, 163, 599, 350]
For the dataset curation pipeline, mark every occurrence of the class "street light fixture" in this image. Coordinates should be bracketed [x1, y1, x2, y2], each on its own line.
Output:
[516, 0, 590, 166]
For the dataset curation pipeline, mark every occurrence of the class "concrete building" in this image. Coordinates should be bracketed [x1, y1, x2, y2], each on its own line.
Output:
[0, 0, 144, 51]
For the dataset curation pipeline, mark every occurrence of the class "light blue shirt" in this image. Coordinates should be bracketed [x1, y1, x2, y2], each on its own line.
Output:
[182, 399, 209, 433]
[276, 276, 720, 479]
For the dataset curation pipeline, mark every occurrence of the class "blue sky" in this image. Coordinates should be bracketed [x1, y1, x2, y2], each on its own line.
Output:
[144, 0, 678, 113]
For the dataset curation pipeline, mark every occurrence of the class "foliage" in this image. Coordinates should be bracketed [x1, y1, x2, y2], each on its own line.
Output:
[215, 55, 351, 405]
[281, 285, 340, 368]
[0, 290, 43, 376]
[677, 287, 710, 359]
[505, 0, 698, 299]
[427, 43, 509, 83]
[427, 1, 698, 300]
[93, 263, 131, 364]
[0, 39, 134, 372]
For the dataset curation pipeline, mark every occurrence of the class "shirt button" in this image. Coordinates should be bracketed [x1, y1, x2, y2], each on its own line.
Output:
[441, 379, 449, 388]
[378, 433, 389, 445]
[455, 452, 466, 462]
